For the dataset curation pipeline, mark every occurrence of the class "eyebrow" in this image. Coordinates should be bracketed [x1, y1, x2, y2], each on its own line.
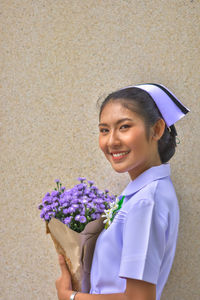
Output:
[98, 118, 133, 127]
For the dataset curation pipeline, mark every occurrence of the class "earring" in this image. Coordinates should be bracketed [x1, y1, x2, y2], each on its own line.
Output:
[176, 137, 180, 144]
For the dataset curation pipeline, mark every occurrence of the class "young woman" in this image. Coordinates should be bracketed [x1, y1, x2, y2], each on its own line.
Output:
[55, 83, 189, 300]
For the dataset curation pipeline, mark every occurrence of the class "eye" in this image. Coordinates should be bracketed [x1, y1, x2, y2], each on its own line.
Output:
[120, 124, 131, 130]
[99, 127, 109, 134]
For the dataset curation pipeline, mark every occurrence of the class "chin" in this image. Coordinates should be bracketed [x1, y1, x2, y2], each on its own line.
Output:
[115, 169, 126, 174]
[111, 165, 128, 174]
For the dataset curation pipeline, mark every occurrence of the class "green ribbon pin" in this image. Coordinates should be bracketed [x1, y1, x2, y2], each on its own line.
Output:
[110, 195, 125, 222]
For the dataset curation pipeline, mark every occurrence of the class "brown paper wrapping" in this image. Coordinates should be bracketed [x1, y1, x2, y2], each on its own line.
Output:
[46, 217, 105, 292]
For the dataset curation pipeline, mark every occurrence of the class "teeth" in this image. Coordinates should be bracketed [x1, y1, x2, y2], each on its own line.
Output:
[112, 152, 128, 157]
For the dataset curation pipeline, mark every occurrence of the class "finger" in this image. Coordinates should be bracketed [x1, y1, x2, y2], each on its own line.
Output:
[58, 255, 69, 277]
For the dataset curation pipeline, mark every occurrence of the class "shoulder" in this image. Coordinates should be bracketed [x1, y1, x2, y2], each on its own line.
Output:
[139, 175, 177, 201]
[123, 176, 179, 225]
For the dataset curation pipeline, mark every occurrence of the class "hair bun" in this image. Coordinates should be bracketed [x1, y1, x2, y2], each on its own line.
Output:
[158, 126, 177, 163]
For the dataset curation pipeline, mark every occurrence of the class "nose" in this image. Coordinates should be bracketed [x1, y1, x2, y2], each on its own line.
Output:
[107, 130, 121, 148]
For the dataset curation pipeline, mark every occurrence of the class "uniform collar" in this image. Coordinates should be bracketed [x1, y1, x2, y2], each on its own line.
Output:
[122, 164, 171, 197]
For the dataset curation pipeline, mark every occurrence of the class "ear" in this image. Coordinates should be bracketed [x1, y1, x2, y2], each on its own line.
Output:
[151, 119, 165, 141]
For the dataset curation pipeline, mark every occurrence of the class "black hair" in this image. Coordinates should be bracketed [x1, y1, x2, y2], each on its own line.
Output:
[99, 87, 177, 163]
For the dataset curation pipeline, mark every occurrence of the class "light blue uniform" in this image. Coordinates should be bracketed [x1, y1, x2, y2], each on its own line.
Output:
[90, 164, 179, 300]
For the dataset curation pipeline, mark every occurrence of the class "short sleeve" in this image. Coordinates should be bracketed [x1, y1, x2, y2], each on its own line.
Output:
[119, 198, 167, 284]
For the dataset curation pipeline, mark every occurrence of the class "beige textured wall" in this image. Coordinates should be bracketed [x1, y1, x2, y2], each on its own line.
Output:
[1, 1, 199, 299]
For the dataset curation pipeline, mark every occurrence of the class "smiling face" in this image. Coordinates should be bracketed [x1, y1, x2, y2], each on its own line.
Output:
[99, 100, 162, 180]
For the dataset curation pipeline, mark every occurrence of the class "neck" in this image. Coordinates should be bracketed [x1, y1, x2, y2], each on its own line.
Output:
[128, 152, 162, 181]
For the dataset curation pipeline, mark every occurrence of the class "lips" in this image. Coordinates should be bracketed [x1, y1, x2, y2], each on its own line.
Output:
[111, 151, 129, 161]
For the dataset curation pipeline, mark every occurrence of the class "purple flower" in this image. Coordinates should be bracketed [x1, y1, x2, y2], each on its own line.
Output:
[63, 208, 69, 214]
[64, 216, 72, 224]
[80, 208, 86, 215]
[87, 202, 94, 209]
[82, 198, 89, 204]
[75, 215, 81, 221]
[91, 213, 97, 220]
[79, 216, 87, 223]
[60, 193, 71, 203]
[39, 177, 115, 232]
[40, 211, 45, 218]
[42, 196, 51, 205]
[44, 213, 50, 221]
[59, 198, 66, 205]
[99, 204, 105, 209]
[49, 211, 56, 217]
[77, 191, 83, 197]
[72, 204, 79, 210]
[95, 213, 101, 219]
[52, 202, 59, 208]
[45, 205, 52, 211]
[91, 186, 98, 194]
[42, 206, 49, 213]
[88, 192, 95, 198]
[68, 206, 76, 213]
[98, 191, 104, 197]
[62, 203, 68, 208]
[77, 184, 84, 191]
[71, 198, 79, 204]
[78, 204, 85, 210]
[51, 190, 59, 197]
[88, 180, 94, 186]
[94, 198, 103, 204]
[77, 177, 86, 182]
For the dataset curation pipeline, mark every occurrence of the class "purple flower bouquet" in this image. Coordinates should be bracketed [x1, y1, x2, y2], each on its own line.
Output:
[38, 178, 115, 292]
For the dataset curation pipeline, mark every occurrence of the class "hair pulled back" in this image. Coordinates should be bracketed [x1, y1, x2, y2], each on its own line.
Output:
[99, 87, 177, 163]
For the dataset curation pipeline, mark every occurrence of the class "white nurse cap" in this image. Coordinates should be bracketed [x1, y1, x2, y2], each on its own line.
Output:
[120, 83, 190, 127]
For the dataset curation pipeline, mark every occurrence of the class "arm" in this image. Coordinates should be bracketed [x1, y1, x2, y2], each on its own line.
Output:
[56, 255, 156, 300]
[75, 279, 155, 300]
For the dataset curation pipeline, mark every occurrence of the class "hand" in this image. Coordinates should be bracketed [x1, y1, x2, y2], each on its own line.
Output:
[55, 255, 72, 300]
